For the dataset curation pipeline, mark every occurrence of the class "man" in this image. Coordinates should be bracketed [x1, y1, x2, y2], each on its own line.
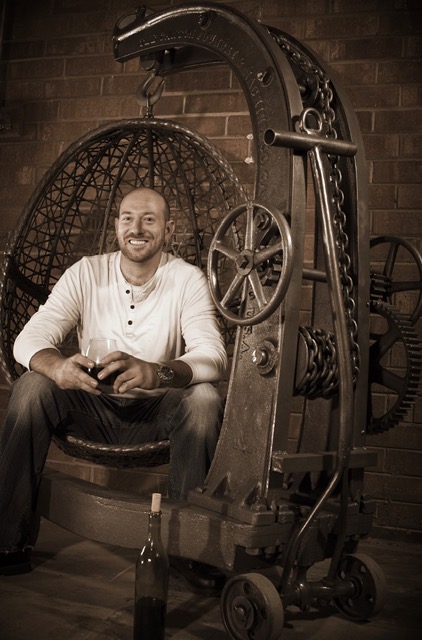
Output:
[0, 187, 227, 582]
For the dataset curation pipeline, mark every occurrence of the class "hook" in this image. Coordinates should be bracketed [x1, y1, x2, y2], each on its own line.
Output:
[136, 70, 165, 110]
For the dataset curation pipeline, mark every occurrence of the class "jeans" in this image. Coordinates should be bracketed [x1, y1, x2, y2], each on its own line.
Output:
[0, 371, 223, 552]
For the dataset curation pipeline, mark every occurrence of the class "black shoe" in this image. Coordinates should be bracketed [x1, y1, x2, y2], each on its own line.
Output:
[170, 556, 226, 597]
[0, 550, 32, 576]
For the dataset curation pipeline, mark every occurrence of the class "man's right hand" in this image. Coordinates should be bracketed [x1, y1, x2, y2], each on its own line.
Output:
[29, 348, 102, 395]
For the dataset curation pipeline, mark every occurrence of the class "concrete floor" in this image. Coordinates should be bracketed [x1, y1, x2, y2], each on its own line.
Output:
[0, 519, 421, 640]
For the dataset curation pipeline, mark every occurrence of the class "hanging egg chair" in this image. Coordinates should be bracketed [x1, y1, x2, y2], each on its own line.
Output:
[0, 117, 247, 466]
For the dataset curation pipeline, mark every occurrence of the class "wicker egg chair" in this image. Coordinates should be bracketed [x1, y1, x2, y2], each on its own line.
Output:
[0, 117, 246, 468]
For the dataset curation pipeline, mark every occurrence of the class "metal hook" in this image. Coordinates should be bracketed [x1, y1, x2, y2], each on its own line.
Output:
[136, 70, 165, 110]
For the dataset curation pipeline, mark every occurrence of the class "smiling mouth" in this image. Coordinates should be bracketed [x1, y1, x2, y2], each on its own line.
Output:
[128, 239, 147, 246]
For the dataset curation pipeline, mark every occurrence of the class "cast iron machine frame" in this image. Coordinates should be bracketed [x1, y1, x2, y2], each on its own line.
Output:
[2, 3, 422, 638]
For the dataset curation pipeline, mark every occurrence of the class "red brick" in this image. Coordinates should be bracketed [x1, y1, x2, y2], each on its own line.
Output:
[39, 121, 94, 143]
[364, 473, 422, 505]
[308, 40, 331, 62]
[182, 116, 227, 138]
[403, 35, 422, 58]
[378, 61, 422, 84]
[230, 161, 255, 188]
[401, 86, 422, 107]
[58, 0, 110, 12]
[372, 160, 422, 183]
[109, 0, 155, 12]
[330, 62, 377, 85]
[363, 134, 400, 159]
[185, 92, 249, 114]
[66, 55, 120, 77]
[45, 77, 101, 99]
[23, 101, 60, 122]
[262, 17, 305, 39]
[116, 97, 143, 119]
[211, 137, 250, 162]
[374, 109, 422, 133]
[400, 134, 422, 157]
[8, 58, 64, 80]
[372, 210, 422, 235]
[69, 12, 117, 36]
[102, 75, 141, 97]
[347, 85, 400, 109]
[385, 449, 422, 477]
[152, 95, 184, 116]
[379, 11, 422, 36]
[121, 57, 142, 75]
[263, 0, 329, 16]
[306, 15, 379, 39]
[6, 40, 45, 60]
[46, 35, 105, 57]
[198, 0, 261, 19]
[377, 502, 422, 531]
[331, 37, 402, 61]
[397, 184, 422, 209]
[164, 69, 231, 93]
[0, 182, 35, 209]
[355, 111, 373, 133]
[13, 14, 70, 40]
[0, 164, 34, 187]
[227, 115, 253, 136]
[59, 96, 122, 120]
[332, 0, 396, 12]
[5, 80, 44, 101]
[368, 184, 397, 208]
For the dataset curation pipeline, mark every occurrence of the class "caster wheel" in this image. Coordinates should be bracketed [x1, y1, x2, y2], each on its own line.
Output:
[334, 553, 387, 620]
[220, 572, 284, 639]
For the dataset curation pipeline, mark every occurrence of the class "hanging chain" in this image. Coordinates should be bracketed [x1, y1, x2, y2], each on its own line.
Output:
[274, 34, 360, 397]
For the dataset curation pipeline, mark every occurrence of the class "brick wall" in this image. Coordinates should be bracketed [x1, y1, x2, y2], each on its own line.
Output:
[0, 0, 421, 541]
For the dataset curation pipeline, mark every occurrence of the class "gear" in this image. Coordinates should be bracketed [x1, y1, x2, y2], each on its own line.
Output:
[370, 235, 422, 326]
[367, 300, 422, 435]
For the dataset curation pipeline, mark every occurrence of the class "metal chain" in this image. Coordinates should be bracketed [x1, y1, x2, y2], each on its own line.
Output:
[274, 34, 360, 397]
[295, 326, 339, 399]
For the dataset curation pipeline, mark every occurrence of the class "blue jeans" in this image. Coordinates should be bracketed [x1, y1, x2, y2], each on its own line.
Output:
[0, 371, 223, 552]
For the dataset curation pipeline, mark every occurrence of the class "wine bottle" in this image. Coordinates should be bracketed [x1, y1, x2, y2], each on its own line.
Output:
[133, 493, 169, 640]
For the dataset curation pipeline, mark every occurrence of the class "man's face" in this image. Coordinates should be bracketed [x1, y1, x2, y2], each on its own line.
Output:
[115, 189, 174, 265]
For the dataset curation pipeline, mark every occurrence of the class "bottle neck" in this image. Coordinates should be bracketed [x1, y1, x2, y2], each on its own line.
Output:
[148, 510, 162, 540]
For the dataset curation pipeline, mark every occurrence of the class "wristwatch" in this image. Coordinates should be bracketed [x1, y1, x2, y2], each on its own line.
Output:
[156, 363, 175, 387]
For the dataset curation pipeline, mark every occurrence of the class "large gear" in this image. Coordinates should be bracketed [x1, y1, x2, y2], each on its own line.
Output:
[367, 300, 422, 435]
[370, 235, 422, 326]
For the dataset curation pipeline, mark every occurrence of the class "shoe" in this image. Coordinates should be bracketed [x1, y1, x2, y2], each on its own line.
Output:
[170, 556, 226, 597]
[0, 550, 32, 576]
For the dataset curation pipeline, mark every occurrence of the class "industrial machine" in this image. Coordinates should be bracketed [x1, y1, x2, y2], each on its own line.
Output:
[1, 3, 421, 638]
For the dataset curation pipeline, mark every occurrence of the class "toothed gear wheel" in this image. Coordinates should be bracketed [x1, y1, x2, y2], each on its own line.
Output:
[367, 300, 422, 435]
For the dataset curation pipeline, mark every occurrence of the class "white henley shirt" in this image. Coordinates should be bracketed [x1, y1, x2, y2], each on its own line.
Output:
[13, 251, 228, 397]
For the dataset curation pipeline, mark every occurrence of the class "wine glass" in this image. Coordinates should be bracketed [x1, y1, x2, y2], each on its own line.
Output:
[85, 338, 118, 386]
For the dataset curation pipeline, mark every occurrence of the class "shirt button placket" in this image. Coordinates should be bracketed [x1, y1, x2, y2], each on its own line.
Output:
[126, 288, 135, 336]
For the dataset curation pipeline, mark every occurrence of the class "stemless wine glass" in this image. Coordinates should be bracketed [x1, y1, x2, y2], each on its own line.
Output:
[85, 338, 118, 386]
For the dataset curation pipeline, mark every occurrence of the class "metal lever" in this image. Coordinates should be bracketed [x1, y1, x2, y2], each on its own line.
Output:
[272, 108, 355, 593]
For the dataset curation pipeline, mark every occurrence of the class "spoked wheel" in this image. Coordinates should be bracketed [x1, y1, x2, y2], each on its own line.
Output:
[370, 235, 422, 325]
[208, 201, 293, 326]
[220, 572, 284, 640]
[334, 553, 387, 621]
